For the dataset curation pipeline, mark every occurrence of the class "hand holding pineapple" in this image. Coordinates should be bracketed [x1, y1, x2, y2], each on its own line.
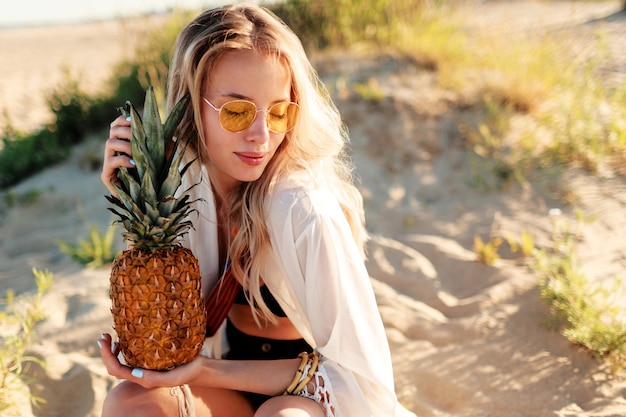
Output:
[97, 332, 204, 387]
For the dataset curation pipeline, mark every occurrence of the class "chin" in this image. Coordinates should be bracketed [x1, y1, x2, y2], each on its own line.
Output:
[238, 171, 265, 183]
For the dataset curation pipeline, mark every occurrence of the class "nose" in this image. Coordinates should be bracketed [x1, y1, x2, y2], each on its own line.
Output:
[245, 109, 271, 141]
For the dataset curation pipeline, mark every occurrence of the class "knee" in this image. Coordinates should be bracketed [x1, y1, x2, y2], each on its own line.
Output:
[255, 395, 324, 417]
[101, 381, 173, 417]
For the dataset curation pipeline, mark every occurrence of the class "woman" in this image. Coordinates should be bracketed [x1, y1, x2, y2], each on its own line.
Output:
[99, 3, 415, 417]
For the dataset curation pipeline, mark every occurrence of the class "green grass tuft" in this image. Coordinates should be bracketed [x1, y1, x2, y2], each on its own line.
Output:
[57, 224, 119, 269]
[532, 213, 626, 373]
[0, 269, 53, 412]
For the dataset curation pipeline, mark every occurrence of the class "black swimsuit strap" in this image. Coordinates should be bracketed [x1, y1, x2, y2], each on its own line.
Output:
[233, 284, 287, 318]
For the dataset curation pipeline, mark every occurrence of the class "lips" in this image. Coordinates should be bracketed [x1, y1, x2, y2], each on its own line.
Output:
[235, 152, 266, 166]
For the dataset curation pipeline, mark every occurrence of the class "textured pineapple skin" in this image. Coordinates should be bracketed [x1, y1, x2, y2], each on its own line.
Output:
[110, 246, 206, 370]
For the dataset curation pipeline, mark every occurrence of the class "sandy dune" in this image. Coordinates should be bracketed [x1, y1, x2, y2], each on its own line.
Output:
[1, 1, 625, 416]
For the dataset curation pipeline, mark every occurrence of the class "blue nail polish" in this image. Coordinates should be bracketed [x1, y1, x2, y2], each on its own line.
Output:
[131, 369, 144, 378]
[97, 340, 102, 349]
[129, 159, 136, 166]
[125, 116, 131, 122]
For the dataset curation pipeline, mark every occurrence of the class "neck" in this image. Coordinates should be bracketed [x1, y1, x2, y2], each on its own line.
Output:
[206, 166, 240, 210]
[206, 168, 239, 269]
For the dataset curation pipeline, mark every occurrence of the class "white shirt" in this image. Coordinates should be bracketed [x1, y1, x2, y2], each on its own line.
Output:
[181, 165, 415, 417]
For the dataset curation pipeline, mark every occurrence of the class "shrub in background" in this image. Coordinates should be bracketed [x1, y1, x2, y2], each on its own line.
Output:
[0, 129, 64, 189]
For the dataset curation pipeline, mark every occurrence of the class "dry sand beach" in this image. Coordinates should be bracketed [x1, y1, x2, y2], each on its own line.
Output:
[1, 1, 626, 416]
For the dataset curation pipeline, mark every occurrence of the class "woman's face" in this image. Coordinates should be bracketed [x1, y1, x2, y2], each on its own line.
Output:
[201, 49, 292, 195]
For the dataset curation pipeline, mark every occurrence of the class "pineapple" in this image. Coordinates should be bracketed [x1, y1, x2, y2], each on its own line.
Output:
[106, 87, 206, 370]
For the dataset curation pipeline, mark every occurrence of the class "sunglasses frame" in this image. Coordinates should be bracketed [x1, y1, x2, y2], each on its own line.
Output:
[202, 96, 299, 134]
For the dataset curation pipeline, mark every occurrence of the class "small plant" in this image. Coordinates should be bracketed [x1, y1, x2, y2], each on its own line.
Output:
[403, 215, 416, 228]
[352, 78, 385, 103]
[473, 235, 503, 266]
[506, 231, 535, 258]
[2, 188, 43, 208]
[532, 214, 626, 373]
[0, 268, 53, 412]
[56, 224, 118, 268]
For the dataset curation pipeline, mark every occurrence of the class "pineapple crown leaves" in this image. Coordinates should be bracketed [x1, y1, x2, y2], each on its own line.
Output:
[106, 87, 199, 248]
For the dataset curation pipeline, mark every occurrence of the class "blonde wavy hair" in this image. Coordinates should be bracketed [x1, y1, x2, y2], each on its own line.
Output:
[167, 3, 367, 323]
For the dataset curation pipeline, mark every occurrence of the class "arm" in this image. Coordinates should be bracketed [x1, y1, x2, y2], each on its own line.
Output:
[97, 332, 303, 395]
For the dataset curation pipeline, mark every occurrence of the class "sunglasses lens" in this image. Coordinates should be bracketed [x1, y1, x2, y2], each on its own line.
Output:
[220, 101, 257, 132]
[218, 100, 299, 133]
[268, 102, 299, 133]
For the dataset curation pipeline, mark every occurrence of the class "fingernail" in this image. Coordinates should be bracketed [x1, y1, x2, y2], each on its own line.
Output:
[125, 116, 131, 122]
[100, 333, 107, 340]
[131, 369, 144, 378]
[97, 340, 102, 349]
[111, 342, 118, 352]
[129, 159, 136, 166]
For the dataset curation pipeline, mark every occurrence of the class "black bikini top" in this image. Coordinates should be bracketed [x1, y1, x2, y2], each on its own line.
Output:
[233, 285, 287, 318]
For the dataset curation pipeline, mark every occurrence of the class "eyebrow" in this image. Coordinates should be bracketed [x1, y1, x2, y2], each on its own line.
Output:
[222, 92, 248, 100]
[220, 92, 292, 104]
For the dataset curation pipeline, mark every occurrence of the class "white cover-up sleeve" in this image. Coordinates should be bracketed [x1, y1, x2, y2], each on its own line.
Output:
[178, 165, 231, 359]
[264, 184, 416, 417]
[178, 163, 221, 301]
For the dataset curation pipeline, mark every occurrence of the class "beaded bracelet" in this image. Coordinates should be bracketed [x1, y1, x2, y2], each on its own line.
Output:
[282, 352, 309, 395]
[292, 352, 319, 394]
[283, 351, 320, 396]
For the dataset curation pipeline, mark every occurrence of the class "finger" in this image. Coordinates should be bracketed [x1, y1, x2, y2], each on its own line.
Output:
[109, 115, 131, 142]
[112, 341, 121, 357]
[104, 137, 132, 159]
[96, 333, 168, 389]
[97, 333, 134, 380]
[129, 361, 191, 389]
[97, 332, 113, 350]
[109, 126, 132, 144]
[110, 114, 131, 129]
[103, 147, 135, 170]
[101, 157, 135, 197]
[102, 136, 136, 196]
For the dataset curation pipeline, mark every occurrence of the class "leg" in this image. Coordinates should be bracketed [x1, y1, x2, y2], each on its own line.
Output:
[254, 395, 324, 417]
[102, 380, 255, 417]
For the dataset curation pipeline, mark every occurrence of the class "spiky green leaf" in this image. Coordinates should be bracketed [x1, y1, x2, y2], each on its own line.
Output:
[159, 153, 185, 201]
[118, 167, 142, 205]
[106, 207, 131, 223]
[142, 86, 165, 175]
[144, 198, 161, 226]
[159, 196, 177, 218]
[163, 95, 190, 141]
[128, 102, 151, 186]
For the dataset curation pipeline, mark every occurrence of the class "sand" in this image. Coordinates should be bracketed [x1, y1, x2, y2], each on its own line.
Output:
[1, 1, 626, 416]
[0, 14, 168, 134]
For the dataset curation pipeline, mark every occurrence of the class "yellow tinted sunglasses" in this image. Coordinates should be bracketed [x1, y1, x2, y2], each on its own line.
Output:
[202, 97, 299, 134]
